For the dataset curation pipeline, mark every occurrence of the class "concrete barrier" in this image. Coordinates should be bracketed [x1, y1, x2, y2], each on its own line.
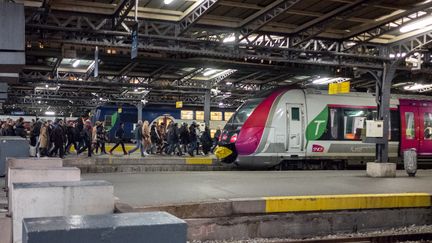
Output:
[22, 212, 187, 243]
[0, 213, 12, 243]
[12, 180, 114, 243]
[5, 158, 63, 190]
[7, 167, 81, 213]
[0, 137, 29, 176]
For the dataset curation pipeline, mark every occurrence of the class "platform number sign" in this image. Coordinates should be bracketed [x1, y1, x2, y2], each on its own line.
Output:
[131, 23, 138, 60]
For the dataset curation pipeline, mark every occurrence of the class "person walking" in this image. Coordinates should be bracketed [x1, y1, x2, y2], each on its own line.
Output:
[49, 119, 66, 158]
[188, 122, 198, 157]
[110, 122, 127, 155]
[77, 120, 93, 157]
[96, 122, 107, 154]
[150, 122, 160, 154]
[65, 121, 78, 154]
[142, 120, 151, 156]
[170, 123, 183, 156]
[127, 120, 144, 157]
[179, 122, 189, 154]
[211, 126, 222, 153]
[39, 121, 49, 157]
[200, 126, 212, 155]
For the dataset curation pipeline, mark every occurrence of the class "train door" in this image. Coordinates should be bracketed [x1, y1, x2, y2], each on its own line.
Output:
[399, 105, 420, 152]
[418, 108, 432, 155]
[286, 104, 304, 153]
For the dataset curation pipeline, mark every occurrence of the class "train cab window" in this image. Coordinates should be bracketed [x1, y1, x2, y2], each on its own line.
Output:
[228, 98, 263, 124]
[343, 110, 366, 140]
[291, 107, 300, 121]
[424, 113, 432, 140]
[405, 112, 415, 139]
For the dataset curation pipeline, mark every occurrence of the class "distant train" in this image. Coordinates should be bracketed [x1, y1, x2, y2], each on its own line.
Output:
[94, 104, 233, 141]
[215, 88, 432, 169]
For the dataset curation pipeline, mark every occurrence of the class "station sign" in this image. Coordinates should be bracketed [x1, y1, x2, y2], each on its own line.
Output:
[328, 81, 350, 95]
[176, 101, 183, 108]
[118, 107, 122, 114]
[131, 23, 139, 60]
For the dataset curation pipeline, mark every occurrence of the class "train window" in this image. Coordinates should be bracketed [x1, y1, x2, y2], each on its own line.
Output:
[291, 107, 300, 121]
[228, 98, 263, 124]
[196, 111, 204, 121]
[210, 112, 222, 121]
[181, 110, 193, 120]
[104, 115, 112, 127]
[405, 112, 415, 139]
[224, 112, 234, 121]
[343, 110, 366, 140]
[424, 113, 432, 140]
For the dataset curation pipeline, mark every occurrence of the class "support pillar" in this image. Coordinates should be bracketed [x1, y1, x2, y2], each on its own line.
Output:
[367, 63, 397, 178]
[204, 90, 211, 127]
[136, 102, 143, 122]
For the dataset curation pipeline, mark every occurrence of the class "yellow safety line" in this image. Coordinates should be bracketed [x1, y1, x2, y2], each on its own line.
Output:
[69, 144, 135, 153]
[265, 193, 432, 213]
[185, 157, 213, 165]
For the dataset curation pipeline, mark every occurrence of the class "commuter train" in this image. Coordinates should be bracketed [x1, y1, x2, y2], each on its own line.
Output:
[215, 88, 432, 169]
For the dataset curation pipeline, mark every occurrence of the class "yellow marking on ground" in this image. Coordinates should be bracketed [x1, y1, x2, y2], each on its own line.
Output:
[265, 193, 431, 213]
[185, 157, 213, 165]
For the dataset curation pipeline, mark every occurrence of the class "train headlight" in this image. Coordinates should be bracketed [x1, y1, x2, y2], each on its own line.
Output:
[229, 133, 237, 143]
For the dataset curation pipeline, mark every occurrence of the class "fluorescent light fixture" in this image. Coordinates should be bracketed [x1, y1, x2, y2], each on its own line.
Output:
[45, 111, 55, 116]
[312, 77, 331, 84]
[45, 84, 49, 88]
[223, 34, 236, 43]
[218, 102, 224, 107]
[164, 0, 174, 4]
[203, 69, 218, 76]
[400, 15, 432, 33]
[404, 83, 432, 91]
[72, 59, 80, 68]
[134, 88, 138, 92]
[226, 81, 232, 85]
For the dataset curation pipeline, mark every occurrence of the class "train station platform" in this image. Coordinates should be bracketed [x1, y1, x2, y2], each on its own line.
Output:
[81, 170, 432, 241]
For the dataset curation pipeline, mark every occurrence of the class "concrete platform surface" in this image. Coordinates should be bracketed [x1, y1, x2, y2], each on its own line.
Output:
[82, 170, 432, 207]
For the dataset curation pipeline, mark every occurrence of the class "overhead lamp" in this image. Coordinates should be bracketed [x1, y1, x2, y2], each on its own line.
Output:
[134, 88, 138, 92]
[223, 34, 236, 43]
[203, 69, 218, 76]
[404, 83, 432, 91]
[72, 59, 80, 68]
[45, 84, 49, 88]
[226, 81, 232, 85]
[312, 77, 331, 84]
[400, 15, 432, 33]
[45, 111, 55, 116]
[164, 0, 174, 4]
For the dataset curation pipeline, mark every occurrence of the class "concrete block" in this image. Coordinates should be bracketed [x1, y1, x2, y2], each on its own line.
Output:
[5, 158, 63, 189]
[8, 167, 80, 214]
[22, 212, 187, 243]
[12, 180, 114, 243]
[366, 162, 396, 177]
[0, 138, 29, 176]
[0, 215, 12, 243]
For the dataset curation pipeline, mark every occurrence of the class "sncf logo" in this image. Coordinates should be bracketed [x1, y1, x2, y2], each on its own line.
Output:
[312, 144, 324, 152]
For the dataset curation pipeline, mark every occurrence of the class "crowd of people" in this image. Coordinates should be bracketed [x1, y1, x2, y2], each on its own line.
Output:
[0, 116, 222, 159]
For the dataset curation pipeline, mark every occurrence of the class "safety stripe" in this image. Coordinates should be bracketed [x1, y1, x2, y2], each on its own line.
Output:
[185, 157, 213, 165]
[265, 193, 431, 213]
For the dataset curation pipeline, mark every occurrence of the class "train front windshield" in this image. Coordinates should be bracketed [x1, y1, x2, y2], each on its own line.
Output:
[225, 98, 263, 130]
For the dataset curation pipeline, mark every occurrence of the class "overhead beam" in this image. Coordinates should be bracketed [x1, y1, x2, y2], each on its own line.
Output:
[292, 0, 367, 46]
[176, 0, 219, 36]
[238, 0, 300, 40]
[112, 0, 136, 30]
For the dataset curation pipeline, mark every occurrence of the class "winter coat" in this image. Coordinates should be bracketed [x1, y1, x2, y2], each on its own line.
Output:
[96, 125, 106, 143]
[200, 130, 212, 148]
[115, 127, 125, 141]
[51, 125, 66, 145]
[15, 122, 26, 138]
[189, 125, 197, 143]
[150, 124, 160, 143]
[179, 125, 189, 144]
[39, 126, 49, 148]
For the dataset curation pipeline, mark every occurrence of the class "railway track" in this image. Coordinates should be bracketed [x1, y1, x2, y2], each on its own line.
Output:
[287, 232, 432, 243]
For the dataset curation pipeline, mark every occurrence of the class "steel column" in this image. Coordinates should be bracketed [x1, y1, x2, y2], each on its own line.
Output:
[136, 102, 143, 122]
[204, 90, 211, 127]
[376, 63, 396, 163]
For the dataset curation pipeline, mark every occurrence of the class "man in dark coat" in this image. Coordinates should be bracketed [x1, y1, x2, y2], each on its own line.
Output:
[200, 126, 212, 155]
[49, 119, 66, 158]
[77, 120, 92, 157]
[179, 123, 189, 154]
[109, 122, 127, 155]
[188, 122, 197, 157]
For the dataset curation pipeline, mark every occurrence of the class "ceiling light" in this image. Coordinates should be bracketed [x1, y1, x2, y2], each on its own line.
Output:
[223, 34, 236, 43]
[226, 81, 232, 85]
[45, 111, 55, 116]
[312, 77, 331, 84]
[203, 69, 218, 76]
[134, 88, 138, 92]
[404, 83, 432, 91]
[45, 84, 48, 88]
[400, 15, 432, 33]
[72, 59, 80, 68]
[164, 0, 174, 4]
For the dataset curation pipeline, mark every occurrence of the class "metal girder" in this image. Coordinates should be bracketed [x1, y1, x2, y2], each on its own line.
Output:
[291, 0, 368, 47]
[112, 0, 136, 30]
[388, 31, 432, 57]
[238, 0, 300, 40]
[172, 68, 205, 86]
[345, 10, 432, 52]
[176, 0, 219, 36]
